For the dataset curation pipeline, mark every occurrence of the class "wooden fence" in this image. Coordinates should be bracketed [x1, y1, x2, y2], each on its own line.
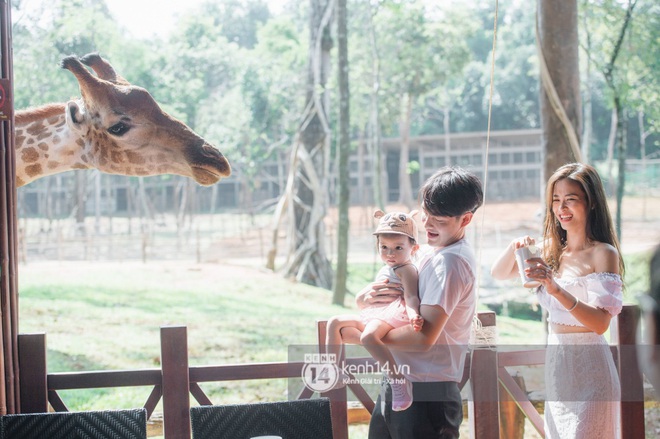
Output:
[17, 307, 646, 439]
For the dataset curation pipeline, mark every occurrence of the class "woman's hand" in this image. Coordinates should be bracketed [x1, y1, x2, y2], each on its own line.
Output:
[512, 236, 536, 250]
[355, 279, 403, 309]
[491, 235, 537, 280]
[525, 257, 555, 290]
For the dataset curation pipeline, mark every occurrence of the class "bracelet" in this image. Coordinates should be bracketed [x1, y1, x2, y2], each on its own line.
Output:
[567, 297, 580, 312]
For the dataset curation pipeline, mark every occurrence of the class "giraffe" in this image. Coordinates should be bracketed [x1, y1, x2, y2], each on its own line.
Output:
[14, 53, 231, 187]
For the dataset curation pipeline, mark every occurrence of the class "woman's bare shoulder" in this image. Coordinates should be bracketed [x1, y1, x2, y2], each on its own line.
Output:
[592, 242, 619, 273]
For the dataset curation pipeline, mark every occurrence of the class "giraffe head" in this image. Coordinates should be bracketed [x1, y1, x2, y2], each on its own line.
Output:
[60, 53, 231, 185]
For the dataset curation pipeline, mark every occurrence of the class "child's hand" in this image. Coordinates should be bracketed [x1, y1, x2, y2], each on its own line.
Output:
[411, 314, 424, 332]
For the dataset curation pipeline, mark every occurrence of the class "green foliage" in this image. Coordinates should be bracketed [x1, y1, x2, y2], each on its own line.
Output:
[623, 249, 654, 300]
[9, 0, 658, 202]
[580, 0, 660, 159]
[198, 0, 271, 49]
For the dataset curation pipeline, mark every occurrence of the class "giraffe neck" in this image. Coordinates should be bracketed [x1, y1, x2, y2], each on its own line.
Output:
[14, 104, 88, 187]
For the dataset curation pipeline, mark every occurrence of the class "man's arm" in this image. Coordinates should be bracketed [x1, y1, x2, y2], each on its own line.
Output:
[381, 304, 450, 352]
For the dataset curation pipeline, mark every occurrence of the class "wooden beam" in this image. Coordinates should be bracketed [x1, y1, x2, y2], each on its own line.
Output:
[161, 326, 191, 439]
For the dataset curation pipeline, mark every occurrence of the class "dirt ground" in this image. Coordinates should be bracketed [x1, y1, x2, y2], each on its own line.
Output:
[207, 196, 660, 269]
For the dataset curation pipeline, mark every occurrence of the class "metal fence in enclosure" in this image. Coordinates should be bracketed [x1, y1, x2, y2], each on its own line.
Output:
[17, 129, 547, 220]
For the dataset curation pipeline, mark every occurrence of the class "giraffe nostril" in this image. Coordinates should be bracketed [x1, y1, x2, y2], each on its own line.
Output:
[186, 141, 231, 182]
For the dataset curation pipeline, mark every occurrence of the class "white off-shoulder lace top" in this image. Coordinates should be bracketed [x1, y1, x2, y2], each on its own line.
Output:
[537, 272, 623, 326]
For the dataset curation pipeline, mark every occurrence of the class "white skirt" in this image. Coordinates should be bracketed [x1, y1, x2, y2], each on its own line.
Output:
[544, 332, 621, 439]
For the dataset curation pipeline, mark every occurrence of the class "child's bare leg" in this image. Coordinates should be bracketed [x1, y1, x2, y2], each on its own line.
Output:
[360, 320, 403, 380]
[361, 320, 414, 412]
[326, 315, 364, 366]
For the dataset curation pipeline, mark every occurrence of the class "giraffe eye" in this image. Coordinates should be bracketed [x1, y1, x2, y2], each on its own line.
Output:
[108, 122, 130, 136]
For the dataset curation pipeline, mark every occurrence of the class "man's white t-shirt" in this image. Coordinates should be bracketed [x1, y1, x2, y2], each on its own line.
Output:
[391, 238, 477, 382]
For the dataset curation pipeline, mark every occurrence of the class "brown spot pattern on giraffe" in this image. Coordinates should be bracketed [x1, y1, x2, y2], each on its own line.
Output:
[47, 116, 62, 126]
[125, 151, 146, 165]
[47, 161, 59, 169]
[21, 147, 40, 164]
[25, 164, 43, 178]
[111, 151, 123, 164]
[36, 131, 51, 141]
[26, 121, 44, 135]
[38, 142, 49, 151]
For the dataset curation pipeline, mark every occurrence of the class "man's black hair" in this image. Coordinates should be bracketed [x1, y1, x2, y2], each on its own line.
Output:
[419, 167, 484, 217]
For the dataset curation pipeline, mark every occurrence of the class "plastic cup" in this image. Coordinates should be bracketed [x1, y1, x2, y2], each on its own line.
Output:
[514, 245, 541, 288]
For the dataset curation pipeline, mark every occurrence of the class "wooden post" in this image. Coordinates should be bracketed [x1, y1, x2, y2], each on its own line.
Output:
[614, 305, 644, 439]
[18, 333, 48, 413]
[499, 373, 525, 439]
[469, 311, 500, 439]
[317, 320, 349, 439]
[161, 326, 191, 439]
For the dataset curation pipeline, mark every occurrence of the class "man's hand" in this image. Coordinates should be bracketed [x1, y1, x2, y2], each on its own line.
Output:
[355, 279, 403, 309]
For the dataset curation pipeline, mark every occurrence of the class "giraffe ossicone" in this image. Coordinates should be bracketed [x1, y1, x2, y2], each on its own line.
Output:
[14, 53, 231, 187]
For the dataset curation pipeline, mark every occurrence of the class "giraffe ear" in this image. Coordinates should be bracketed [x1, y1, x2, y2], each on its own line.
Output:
[373, 209, 385, 220]
[65, 100, 87, 131]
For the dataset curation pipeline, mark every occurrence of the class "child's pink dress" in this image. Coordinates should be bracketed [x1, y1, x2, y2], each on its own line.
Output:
[359, 263, 415, 328]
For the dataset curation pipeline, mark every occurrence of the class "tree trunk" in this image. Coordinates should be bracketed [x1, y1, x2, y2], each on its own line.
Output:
[583, 59, 593, 163]
[606, 107, 617, 194]
[638, 111, 648, 221]
[397, 92, 414, 208]
[537, 0, 582, 179]
[581, 6, 593, 163]
[333, 0, 349, 305]
[615, 101, 625, 240]
[280, 0, 334, 289]
[368, 3, 385, 211]
[601, 0, 637, 241]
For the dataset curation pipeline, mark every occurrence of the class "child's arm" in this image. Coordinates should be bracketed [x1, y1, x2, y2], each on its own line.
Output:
[394, 264, 423, 332]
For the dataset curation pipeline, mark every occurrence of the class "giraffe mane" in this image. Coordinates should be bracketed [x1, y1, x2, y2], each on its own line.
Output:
[15, 103, 67, 125]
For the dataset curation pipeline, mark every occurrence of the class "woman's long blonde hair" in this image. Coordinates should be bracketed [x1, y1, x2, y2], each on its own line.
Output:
[542, 163, 624, 276]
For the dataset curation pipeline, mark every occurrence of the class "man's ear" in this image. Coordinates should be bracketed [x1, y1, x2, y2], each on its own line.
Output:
[460, 211, 474, 227]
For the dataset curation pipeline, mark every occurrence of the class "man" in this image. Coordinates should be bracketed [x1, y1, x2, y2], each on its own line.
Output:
[350, 166, 483, 438]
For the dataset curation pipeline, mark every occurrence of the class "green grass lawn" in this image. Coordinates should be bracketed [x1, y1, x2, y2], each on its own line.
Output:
[19, 260, 355, 410]
[19, 260, 548, 412]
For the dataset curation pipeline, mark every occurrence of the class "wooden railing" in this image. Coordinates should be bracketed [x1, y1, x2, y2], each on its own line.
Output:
[17, 307, 646, 439]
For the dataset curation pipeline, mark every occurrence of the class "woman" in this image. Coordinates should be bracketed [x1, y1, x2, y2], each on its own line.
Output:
[491, 163, 623, 438]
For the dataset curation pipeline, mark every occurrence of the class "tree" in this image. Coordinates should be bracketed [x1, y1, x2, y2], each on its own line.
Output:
[581, 0, 643, 239]
[333, 0, 349, 304]
[374, 1, 472, 207]
[269, 0, 334, 288]
[601, 0, 637, 239]
[537, 0, 583, 180]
